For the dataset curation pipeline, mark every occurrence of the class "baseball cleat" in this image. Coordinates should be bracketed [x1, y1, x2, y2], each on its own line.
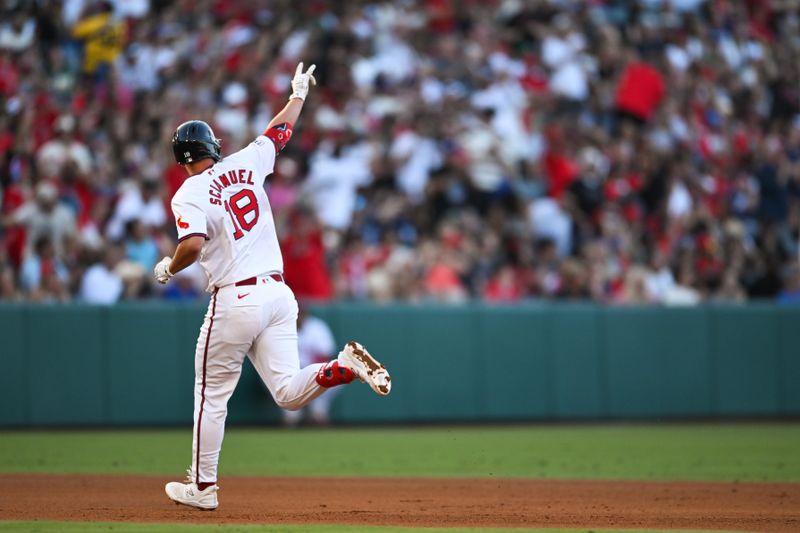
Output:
[165, 475, 218, 510]
[337, 341, 391, 396]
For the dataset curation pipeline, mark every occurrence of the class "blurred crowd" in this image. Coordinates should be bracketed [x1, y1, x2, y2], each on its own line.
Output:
[1, 0, 800, 305]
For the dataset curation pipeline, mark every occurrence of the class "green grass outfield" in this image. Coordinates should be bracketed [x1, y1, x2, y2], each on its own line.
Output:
[1, 424, 799, 481]
[0, 424, 796, 532]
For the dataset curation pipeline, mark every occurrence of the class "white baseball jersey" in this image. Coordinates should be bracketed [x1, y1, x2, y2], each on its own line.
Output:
[171, 136, 281, 291]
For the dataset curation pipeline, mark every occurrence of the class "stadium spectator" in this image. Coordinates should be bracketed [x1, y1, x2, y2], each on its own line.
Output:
[162, 271, 202, 301]
[79, 244, 124, 304]
[106, 177, 166, 241]
[0, 0, 797, 306]
[0, 264, 20, 301]
[123, 219, 158, 272]
[0, 10, 35, 52]
[484, 264, 523, 302]
[615, 55, 666, 124]
[71, 1, 125, 77]
[36, 115, 92, 179]
[4, 182, 77, 261]
[280, 208, 333, 301]
[303, 134, 374, 231]
[19, 236, 69, 299]
[777, 263, 800, 305]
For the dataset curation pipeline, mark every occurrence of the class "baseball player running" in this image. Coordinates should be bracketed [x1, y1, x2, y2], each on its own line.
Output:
[156, 63, 391, 511]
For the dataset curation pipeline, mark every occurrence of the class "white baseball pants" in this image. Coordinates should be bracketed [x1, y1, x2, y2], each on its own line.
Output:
[190, 276, 326, 484]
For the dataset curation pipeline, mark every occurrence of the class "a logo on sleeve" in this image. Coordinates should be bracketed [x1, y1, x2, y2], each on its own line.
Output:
[266, 122, 293, 153]
[176, 216, 189, 229]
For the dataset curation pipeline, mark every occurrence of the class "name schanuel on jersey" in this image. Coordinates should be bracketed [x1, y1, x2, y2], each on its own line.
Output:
[208, 169, 255, 206]
[206, 168, 261, 242]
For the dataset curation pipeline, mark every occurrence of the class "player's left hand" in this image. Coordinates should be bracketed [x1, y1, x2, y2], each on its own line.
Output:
[290, 62, 317, 101]
[154, 256, 174, 284]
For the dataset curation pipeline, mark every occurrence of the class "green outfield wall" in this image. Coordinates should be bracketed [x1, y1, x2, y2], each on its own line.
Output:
[0, 303, 798, 426]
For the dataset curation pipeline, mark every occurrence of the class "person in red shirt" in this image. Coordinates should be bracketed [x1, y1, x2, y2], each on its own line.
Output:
[484, 264, 523, 302]
[616, 54, 666, 124]
[280, 208, 333, 301]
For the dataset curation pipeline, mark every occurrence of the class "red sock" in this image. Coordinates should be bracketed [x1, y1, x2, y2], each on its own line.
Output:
[197, 481, 215, 491]
[315, 360, 355, 388]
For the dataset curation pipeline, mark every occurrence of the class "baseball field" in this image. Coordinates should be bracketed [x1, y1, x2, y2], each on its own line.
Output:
[0, 423, 798, 532]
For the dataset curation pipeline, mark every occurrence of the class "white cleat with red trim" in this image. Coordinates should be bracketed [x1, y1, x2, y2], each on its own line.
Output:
[337, 341, 391, 396]
[165, 470, 218, 510]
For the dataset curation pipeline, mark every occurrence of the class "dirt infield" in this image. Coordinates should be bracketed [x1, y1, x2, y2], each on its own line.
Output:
[1, 474, 798, 531]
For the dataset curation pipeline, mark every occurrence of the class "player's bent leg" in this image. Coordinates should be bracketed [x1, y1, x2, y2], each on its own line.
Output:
[250, 327, 326, 410]
[270, 364, 327, 410]
[249, 285, 328, 411]
[336, 341, 392, 396]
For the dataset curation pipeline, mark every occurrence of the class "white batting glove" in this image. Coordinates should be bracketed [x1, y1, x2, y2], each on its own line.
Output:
[290, 62, 317, 101]
[154, 256, 173, 284]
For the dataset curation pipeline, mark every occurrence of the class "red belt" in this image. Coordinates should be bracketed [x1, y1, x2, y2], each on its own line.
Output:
[234, 273, 284, 286]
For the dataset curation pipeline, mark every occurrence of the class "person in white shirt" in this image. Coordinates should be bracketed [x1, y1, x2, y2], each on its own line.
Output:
[7, 182, 78, 260]
[303, 135, 374, 229]
[0, 11, 35, 52]
[80, 245, 124, 304]
[36, 115, 92, 177]
[390, 122, 442, 203]
[156, 63, 391, 511]
[106, 178, 166, 240]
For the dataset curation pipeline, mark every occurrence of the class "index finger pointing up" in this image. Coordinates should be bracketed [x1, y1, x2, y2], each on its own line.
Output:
[295, 62, 304, 77]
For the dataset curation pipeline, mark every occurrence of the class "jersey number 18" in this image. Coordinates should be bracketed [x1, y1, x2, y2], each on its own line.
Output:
[224, 189, 259, 240]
